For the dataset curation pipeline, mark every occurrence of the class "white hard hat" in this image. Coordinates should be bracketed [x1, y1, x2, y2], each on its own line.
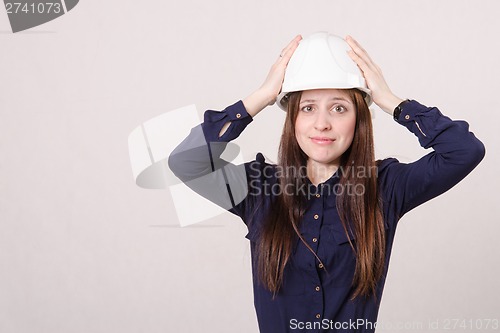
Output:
[276, 31, 372, 111]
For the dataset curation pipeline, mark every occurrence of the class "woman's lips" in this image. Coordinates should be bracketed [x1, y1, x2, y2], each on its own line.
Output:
[310, 137, 335, 145]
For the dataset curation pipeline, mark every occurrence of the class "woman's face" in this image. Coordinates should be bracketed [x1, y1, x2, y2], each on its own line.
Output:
[294, 89, 356, 169]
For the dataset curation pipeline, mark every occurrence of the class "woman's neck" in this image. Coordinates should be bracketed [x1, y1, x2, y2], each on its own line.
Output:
[307, 159, 339, 186]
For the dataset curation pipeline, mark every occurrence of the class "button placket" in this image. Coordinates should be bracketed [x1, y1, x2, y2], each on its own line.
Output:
[306, 182, 325, 321]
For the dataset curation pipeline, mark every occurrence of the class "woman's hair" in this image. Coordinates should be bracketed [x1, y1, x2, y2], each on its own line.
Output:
[255, 89, 385, 299]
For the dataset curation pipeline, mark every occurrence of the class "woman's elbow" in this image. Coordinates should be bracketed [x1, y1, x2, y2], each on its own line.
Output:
[168, 150, 212, 182]
[470, 138, 486, 166]
[459, 137, 486, 171]
[168, 152, 185, 179]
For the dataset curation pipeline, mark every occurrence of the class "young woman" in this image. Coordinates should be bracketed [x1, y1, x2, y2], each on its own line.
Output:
[168, 33, 485, 332]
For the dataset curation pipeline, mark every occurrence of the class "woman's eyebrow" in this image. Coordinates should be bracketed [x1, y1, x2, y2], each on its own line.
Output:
[300, 97, 350, 104]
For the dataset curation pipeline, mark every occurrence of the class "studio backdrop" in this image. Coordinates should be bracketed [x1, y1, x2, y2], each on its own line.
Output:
[0, 1, 498, 332]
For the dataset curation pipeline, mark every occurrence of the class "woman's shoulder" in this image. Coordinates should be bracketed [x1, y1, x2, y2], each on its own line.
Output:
[246, 152, 277, 170]
[245, 152, 279, 182]
[376, 157, 400, 173]
[375, 157, 403, 188]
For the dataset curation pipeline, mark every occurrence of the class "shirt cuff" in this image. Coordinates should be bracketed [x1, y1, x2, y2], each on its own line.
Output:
[202, 100, 253, 143]
[394, 99, 444, 148]
[225, 100, 252, 121]
[394, 100, 423, 122]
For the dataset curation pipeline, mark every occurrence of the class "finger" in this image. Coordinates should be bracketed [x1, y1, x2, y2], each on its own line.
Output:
[274, 35, 301, 67]
[346, 48, 371, 76]
[345, 35, 378, 72]
[345, 35, 372, 62]
[278, 36, 301, 63]
[279, 34, 302, 58]
[282, 37, 300, 60]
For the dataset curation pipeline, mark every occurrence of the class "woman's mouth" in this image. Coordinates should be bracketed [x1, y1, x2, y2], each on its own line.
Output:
[310, 137, 335, 145]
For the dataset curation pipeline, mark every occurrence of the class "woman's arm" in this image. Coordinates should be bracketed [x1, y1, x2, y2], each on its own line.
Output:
[379, 101, 485, 217]
[167, 101, 253, 213]
[168, 35, 302, 216]
[219, 35, 303, 137]
[346, 36, 485, 217]
[345, 35, 404, 114]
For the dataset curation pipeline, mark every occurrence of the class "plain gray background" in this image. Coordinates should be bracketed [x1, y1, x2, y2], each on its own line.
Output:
[1, 1, 498, 332]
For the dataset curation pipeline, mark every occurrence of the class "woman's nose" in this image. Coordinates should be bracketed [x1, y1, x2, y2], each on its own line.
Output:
[313, 111, 332, 131]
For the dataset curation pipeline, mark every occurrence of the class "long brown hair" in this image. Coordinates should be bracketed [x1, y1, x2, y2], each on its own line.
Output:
[255, 89, 385, 299]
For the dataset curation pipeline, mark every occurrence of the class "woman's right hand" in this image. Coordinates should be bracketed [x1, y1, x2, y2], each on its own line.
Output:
[243, 35, 302, 116]
[260, 34, 303, 104]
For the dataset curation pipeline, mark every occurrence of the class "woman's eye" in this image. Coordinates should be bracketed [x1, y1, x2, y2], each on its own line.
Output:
[333, 105, 346, 113]
[301, 106, 313, 112]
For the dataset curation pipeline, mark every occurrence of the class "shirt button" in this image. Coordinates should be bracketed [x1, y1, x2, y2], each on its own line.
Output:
[316, 314, 321, 319]
[315, 286, 320, 292]
[313, 214, 319, 220]
[318, 263, 324, 269]
[236, 113, 242, 118]
[315, 194, 320, 198]
[312, 237, 318, 243]
[404, 114, 410, 120]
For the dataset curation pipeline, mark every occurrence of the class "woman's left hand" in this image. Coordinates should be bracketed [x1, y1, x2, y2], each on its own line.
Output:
[345, 35, 403, 115]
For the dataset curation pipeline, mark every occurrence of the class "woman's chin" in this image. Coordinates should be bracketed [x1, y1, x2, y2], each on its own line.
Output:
[307, 155, 341, 167]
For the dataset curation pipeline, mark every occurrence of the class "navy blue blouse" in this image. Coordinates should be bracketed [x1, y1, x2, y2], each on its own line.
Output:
[168, 99, 485, 332]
